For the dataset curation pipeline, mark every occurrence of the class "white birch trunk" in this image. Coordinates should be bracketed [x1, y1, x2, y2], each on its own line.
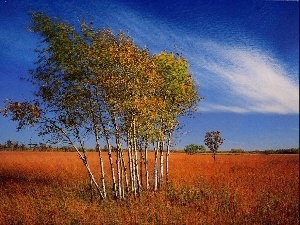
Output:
[159, 141, 164, 188]
[127, 137, 135, 193]
[133, 117, 141, 195]
[139, 141, 144, 187]
[119, 150, 125, 199]
[96, 142, 106, 199]
[121, 149, 129, 194]
[111, 114, 123, 199]
[99, 120, 117, 197]
[75, 144, 105, 199]
[53, 122, 105, 199]
[106, 141, 117, 198]
[116, 148, 122, 198]
[92, 121, 106, 198]
[166, 132, 172, 185]
[144, 140, 149, 189]
[154, 142, 159, 191]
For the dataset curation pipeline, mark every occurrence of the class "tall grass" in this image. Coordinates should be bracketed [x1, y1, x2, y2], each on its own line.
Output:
[0, 151, 298, 224]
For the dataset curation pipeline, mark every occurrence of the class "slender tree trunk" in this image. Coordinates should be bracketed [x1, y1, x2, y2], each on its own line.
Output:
[139, 140, 144, 187]
[99, 119, 117, 197]
[54, 123, 105, 200]
[144, 140, 149, 189]
[119, 150, 125, 199]
[96, 142, 106, 199]
[77, 144, 105, 200]
[89, 91, 108, 198]
[112, 113, 125, 199]
[90, 178, 93, 202]
[120, 149, 129, 194]
[82, 154, 105, 199]
[154, 142, 159, 191]
[159, 141, 164, 188]
[127, 134, 135, 193]
[77, 129, 106, 200]
[133, 116, 141, 195]
[94, 89, 117, 196]
[116, 143, 122, 198]
[116, 147, 122, 198]
[166, 132, 172, 185]
[92, 121, 106, 199]
[107, 141, 117, 198]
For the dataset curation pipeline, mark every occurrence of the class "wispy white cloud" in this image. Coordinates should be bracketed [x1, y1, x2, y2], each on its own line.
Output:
[199, 103, 249, 113]
[194, 42, 299, 114]
[98, 3, 299, 115]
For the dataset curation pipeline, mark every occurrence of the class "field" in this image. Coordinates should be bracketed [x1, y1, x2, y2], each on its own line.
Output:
[0, 151, 298, 224]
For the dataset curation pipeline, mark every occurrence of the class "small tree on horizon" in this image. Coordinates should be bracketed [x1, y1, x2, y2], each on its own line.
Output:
[204, 131, 224, 161]
[199, 145, 206, 152]
[184, 144, 206, 155]
[184, 144, 198, 155]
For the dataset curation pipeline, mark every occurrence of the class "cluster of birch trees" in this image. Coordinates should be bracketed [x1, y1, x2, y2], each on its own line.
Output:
[2, 12, 199, 200]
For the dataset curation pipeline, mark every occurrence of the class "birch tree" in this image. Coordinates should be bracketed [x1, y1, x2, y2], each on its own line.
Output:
[153, 52, 199, 187]
[1, 12, 200, 200]
[26, 12, 107, 199]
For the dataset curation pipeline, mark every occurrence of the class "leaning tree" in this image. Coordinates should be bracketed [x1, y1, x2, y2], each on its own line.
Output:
[1, 12, 200, 200]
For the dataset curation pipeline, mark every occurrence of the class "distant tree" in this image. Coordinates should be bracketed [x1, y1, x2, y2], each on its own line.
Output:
[204, 131, 224, 161]
[184, 144, 198, 155]
[13, 141, 19, 150]
[230, 148, 245, 154]
[5, 140, 13, 150]
[20, 143, 27, 150]
[184, 144, 206, 155]
[199, 145, 206, 152]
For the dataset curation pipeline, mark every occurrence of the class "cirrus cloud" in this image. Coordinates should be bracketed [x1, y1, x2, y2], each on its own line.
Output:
[194, 42, 299, 114]
[53, 1, 299, 115]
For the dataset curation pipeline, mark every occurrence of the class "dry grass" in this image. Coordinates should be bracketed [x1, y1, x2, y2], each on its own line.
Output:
[0, 151, 298, 224]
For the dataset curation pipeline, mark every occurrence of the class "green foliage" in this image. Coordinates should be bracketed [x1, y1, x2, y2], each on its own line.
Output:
[230, 148, 245, 153]
[262, 148, 299, 154]
[18, 12, 200, 147]
[198, 145, 206, 152]
[184, 144, 206, 155]
[1, 11, 200, 200]
[184, 144, 198, 155]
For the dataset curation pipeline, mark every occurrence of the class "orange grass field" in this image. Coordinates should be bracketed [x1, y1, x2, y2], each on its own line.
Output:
[0, 151, 299, 224]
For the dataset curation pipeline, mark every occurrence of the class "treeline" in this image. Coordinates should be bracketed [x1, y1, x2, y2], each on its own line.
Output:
[0, 140, 27, 151]
[1, 140, 298, 155]
[228, 148, 299, 154]
[229, 148, 299, 154]
[0, 140, 74, 152]
[251, 148, 299, 154]
[0, 140, 127, 152]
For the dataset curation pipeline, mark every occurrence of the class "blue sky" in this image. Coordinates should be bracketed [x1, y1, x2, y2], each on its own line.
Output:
[0, 0, 299, 150]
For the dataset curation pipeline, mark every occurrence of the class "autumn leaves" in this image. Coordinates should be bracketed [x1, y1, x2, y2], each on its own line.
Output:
[2, 12, 199, 200]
